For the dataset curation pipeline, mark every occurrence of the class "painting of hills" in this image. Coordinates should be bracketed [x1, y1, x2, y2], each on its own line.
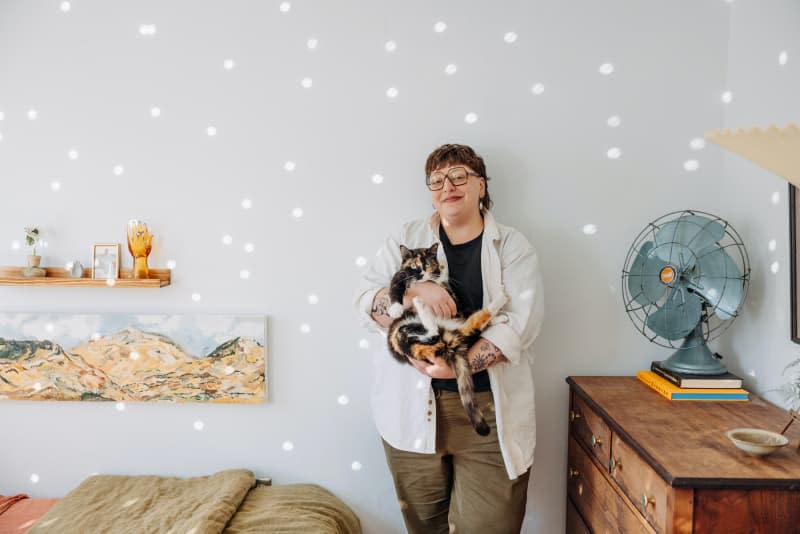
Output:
[0, 314, 266, 403]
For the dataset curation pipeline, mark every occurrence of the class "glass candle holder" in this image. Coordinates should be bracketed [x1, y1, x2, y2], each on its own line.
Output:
[127, 219, 153, 279]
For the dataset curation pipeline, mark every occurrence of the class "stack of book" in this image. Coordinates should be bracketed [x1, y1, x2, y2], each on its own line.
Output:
[637, 361, 749, 401]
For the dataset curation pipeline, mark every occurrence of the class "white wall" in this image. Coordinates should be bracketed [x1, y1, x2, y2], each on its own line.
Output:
[0, 2, 797, 532]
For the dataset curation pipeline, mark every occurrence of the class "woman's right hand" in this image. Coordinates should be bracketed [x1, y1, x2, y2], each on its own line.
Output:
[404, 281, 457, 318]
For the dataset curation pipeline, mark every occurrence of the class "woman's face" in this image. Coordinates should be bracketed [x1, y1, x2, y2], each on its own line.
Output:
[429, 164, 485, 221]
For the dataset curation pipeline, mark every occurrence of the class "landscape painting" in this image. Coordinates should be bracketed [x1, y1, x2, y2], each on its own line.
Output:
[0, 314, 266, 403]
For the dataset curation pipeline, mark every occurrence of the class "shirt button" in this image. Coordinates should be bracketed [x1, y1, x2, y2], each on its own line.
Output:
[427, 411, 432, 416]
[428, 400, 433, 405]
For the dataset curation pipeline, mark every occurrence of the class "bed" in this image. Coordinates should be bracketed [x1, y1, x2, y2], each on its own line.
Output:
[0, 469, 361, 534]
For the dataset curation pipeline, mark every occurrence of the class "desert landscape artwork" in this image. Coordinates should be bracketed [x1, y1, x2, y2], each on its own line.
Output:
[0, 314, 266, 403]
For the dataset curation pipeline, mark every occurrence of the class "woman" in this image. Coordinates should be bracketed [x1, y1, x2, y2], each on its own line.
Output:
[355, 144, 544, 533]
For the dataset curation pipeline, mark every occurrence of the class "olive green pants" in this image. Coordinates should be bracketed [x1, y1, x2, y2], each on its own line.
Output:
[382, 389, 530, 534]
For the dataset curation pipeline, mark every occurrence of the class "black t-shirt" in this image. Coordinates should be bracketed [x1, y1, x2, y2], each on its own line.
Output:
[431, 226, 491, 392]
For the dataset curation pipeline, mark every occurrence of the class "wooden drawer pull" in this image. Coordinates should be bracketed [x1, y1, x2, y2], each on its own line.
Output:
[591, 435, 603, 448]
[640, 494, 655, 510]
[568, 467, 580, 479]
[570, 410, 581, 422]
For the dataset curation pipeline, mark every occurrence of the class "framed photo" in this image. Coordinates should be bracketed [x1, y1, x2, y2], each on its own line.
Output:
[92, 243, 120, 280]
[791, 185, 800, 344]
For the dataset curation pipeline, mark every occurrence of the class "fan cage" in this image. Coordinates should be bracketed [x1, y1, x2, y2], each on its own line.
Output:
[621, 209, 751, 349]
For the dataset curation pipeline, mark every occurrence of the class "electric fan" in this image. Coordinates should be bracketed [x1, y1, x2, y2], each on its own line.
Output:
[622, 210, 751, 375]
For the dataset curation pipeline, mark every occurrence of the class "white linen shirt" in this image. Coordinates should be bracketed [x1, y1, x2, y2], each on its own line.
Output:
[354, 211, 544, 479]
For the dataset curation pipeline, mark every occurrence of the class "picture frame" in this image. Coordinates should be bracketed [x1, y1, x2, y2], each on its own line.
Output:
[92, 243, 120, 280]
[791, 184, 800, 344]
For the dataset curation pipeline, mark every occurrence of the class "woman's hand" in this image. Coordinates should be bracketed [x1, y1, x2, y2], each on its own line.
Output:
[408, 356, 456, 379]
[404, 281, 457, 318]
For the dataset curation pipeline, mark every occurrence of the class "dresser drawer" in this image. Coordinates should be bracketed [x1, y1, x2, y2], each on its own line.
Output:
[566, 499, 591, 534]
[610, 432, 669, 533]
[567, 436, 652, 534]
[570, 392, 612, 468]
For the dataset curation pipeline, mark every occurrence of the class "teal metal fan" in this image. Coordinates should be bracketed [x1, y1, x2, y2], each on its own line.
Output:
[622, 210, 751, 375]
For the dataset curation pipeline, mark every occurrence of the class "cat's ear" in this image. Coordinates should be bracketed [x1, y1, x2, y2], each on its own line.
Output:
[399, 245, 412, 260]
[428, 243, 439, 256]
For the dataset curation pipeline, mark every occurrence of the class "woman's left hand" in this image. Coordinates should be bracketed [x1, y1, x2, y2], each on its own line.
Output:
[408, 356, 456, 379]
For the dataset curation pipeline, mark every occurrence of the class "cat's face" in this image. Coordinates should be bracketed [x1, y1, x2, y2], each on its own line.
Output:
[399, 243, 445, 282]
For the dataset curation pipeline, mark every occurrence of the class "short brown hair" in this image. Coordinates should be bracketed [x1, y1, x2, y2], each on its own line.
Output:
[425, 144, 493, 212]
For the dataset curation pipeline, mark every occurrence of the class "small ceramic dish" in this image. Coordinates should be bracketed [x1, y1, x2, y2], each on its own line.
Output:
[726, 428, 789, 456]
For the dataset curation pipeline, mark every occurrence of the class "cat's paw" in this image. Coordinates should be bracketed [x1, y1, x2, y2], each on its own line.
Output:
[388, 302, 404, 318]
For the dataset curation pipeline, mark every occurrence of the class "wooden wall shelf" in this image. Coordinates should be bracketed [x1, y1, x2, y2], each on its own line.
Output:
[0, 267, 171, 287]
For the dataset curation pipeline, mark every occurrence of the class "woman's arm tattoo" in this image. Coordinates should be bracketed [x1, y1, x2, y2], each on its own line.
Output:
[468, 339, 508, 373]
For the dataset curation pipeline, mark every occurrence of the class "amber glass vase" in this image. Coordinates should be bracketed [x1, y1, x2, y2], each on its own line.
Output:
[127, 220, 153, 279]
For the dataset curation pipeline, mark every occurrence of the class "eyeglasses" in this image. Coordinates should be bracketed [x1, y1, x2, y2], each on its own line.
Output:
[426, 167, 481, 191]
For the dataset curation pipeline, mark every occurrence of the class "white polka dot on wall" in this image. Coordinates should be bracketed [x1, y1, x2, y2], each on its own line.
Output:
[91, 332, 101, 341]
[106, 278, 116, 287]
[225, 365, 235, 375]
[166, 259, 177, 269]
[50, 181, 61, 192]
[130, 351, 140, 361]
[222, 234, 233, 245]
[138, 24, 157, 36]
[413, 438, 423, 450]
[223, 59, 235, 70]
[531, 83, 544, 95]
[282, 441, 294, 452]
[68, 149, 79, 160]
[721, 91, 733, 104]
[464, 112, 478, 124]
[30, 474, 39, 484]
[337, 395, 349, 405]
[308, 294, 319, 304]
[371, 173, 384, 185]
[769, 239, 777, 252]
[503, 32, 518, 43]
[598, 63, 615, 75]
[444, 63, 458, 75]
[45, 323, 54, 333]
[355, 256, 367, 267]
[683, 159, 699, 172]
[60, 1, 70, 12]
[386, 87, 398, 99]
[771, 261, 780, 274]
[582, 224, 597, 235]
[292, 207, 303, 218]
[307, 38, 318, 50]
[279, 2, 291, 13]
[150, 107, 161, 118]
[385, 41, 397, 52]
[779, 51, 788, 66]
[284, 161, 296, 172]
[113, 165, 124, 176]
[351, 461, 362, 472]
[27, 109, 38, 120]
[241, 198, 252, 210]
[244, 242, 255, 253]
[607, 115, 621, 128]
[606, 147, 622, 159]
[239, 269, 250, 280]
[358, 339, 370, 349]
[434, 21, 447, 33]
[116, 402, 126, 412]
[689, 138, 706, 150]
[300, 324, 311, 334]
[301, 78, 313, 89]
[194, 420, 204, 431]
[206, 126, 217, 136]
[33, 382, 42, 391]
[0, 111, 4, 120]
[191, 293, 202, 302]
[772, 192, 781, 205]
[11, 240, 20, 250]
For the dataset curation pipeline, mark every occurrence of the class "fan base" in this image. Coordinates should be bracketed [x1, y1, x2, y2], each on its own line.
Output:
[661, 342, 728, 376]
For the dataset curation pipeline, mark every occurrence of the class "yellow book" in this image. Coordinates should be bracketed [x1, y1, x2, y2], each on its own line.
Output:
[636, 370, 749, 401]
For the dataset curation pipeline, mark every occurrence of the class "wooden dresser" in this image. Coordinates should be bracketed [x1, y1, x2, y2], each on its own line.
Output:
[566, 376, 800, 534]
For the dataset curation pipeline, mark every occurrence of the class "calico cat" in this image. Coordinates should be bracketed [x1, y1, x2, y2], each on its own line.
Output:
[386, 243, 506, 436]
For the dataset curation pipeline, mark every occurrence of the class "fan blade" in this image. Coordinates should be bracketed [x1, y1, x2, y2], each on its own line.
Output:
[645, 286, 702, 340]
[654, 215, 726, 259]
[651, 242, 696, 273]
[627, 241, 668, 305]
[689, 246, 744, 320]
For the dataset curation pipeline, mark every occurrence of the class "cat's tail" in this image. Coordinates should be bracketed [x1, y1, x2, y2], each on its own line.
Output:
[454, 356, 490, 436]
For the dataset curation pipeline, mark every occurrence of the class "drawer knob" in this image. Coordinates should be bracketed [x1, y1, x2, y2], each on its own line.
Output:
[568, 467, 580, 479]
[609, 457, 621, 471]
[640, 494, 655, 510]
[569, 410, 581, 422]
[591, 435, 603, 448]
